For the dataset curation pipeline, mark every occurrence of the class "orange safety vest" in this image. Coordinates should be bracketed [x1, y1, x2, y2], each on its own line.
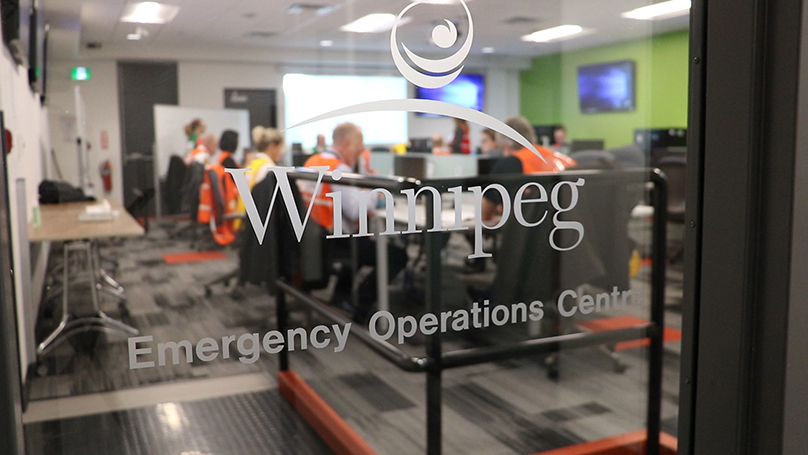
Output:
[198, 163, 239, 246]
[514, 146, 577, 174]
[184, 145, 210, 166]
[300, 152, 344, 231]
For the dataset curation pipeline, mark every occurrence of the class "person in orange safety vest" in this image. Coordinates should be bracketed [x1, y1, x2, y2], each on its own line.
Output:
[198, 131, 240, 246]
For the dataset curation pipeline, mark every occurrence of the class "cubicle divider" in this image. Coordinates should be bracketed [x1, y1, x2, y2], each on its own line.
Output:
[274, 169, 670, 455]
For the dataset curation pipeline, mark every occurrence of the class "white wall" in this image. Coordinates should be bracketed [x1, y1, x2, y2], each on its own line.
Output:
[48, 60, 124, 204]
[0, 44, 48, 377]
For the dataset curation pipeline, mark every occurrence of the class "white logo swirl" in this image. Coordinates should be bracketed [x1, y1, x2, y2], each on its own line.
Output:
[285, 0, 546, 163]
[391, 0, 474, 89]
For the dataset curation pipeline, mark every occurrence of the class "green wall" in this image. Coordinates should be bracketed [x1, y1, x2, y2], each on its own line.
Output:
[520, 30, 689, 149]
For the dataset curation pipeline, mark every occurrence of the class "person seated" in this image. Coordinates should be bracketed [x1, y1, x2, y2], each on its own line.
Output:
[244, 126, 285, 188]
[214, 130, 240, 168]
[300, 122, 407, 322]
[313, 134, 328, 154]
[198, 134, 240, 246]
[184, 134, 216, 166]
[431, 134, 451, 155]
[479, 128, 503, 157]
[482, 116, 577, 222]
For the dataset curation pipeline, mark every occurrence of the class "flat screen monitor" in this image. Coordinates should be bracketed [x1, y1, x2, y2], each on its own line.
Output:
[1, 0, 31, 65]
[394, 156, 427, 179]
[570, 140, 605, 153]
[533, 125, 560, 146]
[28, 1, 45, 96]
[577, 60, 635, 114]
[414, 73, 484, 117]
[408, 138, 432, 153]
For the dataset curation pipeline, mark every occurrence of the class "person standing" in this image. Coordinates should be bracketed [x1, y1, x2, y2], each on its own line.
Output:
[451, 118, 471, 154]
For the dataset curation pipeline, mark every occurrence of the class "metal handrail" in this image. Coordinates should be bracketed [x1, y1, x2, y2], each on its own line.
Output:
[275, 168, 668, 455]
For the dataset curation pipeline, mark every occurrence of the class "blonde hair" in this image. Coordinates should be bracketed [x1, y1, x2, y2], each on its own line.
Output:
[253, 126, 284, 153]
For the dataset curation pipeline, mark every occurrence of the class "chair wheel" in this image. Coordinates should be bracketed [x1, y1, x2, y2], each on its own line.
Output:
[204, 287, 211, 297]
[614, 363, 627, 374]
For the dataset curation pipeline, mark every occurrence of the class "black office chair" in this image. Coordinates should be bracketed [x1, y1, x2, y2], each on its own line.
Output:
[163, 155, 186, 215]
[608, 144, 646, 170]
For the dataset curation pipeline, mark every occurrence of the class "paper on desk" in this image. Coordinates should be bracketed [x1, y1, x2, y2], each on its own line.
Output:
[78, 199, 120, 222]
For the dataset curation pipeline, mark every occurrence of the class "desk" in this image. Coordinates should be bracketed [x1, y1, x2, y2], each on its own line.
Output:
[29, 199, 144, 357]
[374, 197, 477, 316]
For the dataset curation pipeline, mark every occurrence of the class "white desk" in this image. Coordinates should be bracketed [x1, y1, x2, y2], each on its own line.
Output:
[373, 197, 477, 317]
[29, 199, 144, 357]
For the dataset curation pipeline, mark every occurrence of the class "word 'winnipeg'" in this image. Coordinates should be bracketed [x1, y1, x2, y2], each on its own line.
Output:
[227, 167, 586, 259]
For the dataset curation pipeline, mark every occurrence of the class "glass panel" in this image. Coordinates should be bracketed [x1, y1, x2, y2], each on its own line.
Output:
[21, 1, 688, 454]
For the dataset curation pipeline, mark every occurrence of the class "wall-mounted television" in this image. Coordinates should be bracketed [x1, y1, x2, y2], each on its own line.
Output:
[28, 0, 46, 97]
[414, 73, 484, 117]
[1, 0, 32, 66]
[577, 60, 635, 114]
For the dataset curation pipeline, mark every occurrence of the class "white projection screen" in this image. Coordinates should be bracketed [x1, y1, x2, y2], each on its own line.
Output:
[283, 74, 408, 149]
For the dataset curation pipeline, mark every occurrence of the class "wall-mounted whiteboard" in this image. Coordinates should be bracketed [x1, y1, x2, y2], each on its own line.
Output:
[153, 105, 250, 177]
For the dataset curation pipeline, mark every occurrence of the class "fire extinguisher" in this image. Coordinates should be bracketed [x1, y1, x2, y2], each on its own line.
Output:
[100, 160, 113, 193]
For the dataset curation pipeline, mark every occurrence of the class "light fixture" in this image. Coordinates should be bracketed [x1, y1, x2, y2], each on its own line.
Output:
[522, 25, 584, 43]
[127, 26, 149, 40]
[340, 13, 410, 33]
[621, 0, 691, 20]
[320, 39, 334, 47]
[482, 47, 495, 54]
[120, 2, 180, 24]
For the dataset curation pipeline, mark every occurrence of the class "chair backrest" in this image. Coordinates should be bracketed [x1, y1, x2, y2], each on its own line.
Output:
[494, 172, 635, 304]
[569, 150, 619, 170]
[180, 162, 205, 218]
[608, 144, 646, 169]
[164, 155, 186, 215]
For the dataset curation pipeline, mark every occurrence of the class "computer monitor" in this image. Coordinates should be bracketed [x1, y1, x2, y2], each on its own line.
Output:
[477, 157, 500, 176]
[570, 140, 605, 153]
[634, 128, 687, 166]
[292, 154, 309, 167]
[394, 156, 427, 179]
[533, 125, 560, 147]
[408, 138, 432, 153]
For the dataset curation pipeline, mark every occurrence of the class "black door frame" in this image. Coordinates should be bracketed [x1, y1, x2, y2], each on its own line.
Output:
[679, 0, 803, 453]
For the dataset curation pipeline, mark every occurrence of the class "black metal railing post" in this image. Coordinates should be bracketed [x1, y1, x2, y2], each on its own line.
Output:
[646, 170, 668, 455]
[425, 190, 443, 455]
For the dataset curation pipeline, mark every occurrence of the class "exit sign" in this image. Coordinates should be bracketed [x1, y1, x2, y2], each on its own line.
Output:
[71, 67, 91, 81]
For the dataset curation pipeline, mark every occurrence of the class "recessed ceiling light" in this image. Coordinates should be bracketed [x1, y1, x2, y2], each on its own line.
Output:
[621, 0, 691, 20]
[522, 25, 584, 43]
[482, 47, 495, 54]
[320, 40, 334, 47]
[127, 26, 149, 40]
[340, 13, 410, 33]
[121, 2, 179, 24]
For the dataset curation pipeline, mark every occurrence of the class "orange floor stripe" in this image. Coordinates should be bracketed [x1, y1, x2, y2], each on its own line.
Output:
[576, 315, 682, 351]
[531, 430, 678, 455]
[163, 250, 228, 264]
[279, 370, 379, 455]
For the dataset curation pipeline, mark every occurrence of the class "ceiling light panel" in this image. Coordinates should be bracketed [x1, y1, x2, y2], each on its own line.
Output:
[121, 2, 180, 25]
[522, 25, 584, 43]
[341, 13, 411, 34]
[621, 0, 691, 20]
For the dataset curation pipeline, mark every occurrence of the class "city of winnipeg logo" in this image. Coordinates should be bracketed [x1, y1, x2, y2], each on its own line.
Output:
[285, 0, 545, 161]
[227, 0, 585, 258]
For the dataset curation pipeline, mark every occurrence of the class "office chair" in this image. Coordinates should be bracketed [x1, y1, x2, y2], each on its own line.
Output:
[608, 144, 646, 170]
[569, 150, 619, 170]
[163, 155, 186, 215]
